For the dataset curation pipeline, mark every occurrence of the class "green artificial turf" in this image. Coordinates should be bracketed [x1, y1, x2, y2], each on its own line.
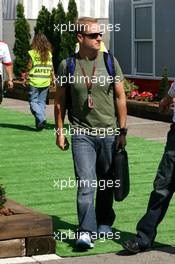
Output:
[0, 106, 174, 257]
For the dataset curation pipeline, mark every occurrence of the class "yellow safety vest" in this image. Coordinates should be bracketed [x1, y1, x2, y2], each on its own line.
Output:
[28, 49, 53, 88]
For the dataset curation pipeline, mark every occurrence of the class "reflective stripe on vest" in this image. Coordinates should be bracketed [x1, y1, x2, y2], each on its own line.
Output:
[28, 49, 53, 88]
[33, 64, 53, 68]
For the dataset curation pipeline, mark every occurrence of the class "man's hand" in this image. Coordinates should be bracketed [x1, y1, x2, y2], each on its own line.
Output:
[56, 134, 65, 150]
[159, 95, 172, 113]
[7, 80, 13, 89]
[56, 134, 70, 151]
[22, 79, 27, 87]
[116, 134, 127, 150]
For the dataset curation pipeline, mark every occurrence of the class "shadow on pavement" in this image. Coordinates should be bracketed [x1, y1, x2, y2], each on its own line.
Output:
[0, 122, 56, 132]
[112, 225, 172, 256]
[116, 244, 175, 256]
[52, 215, 97, 253]
[154, 245, 175, 255]
[52, 215, 77, 251]
[52, 217, 175, 255]
[0, 123, 36, 131]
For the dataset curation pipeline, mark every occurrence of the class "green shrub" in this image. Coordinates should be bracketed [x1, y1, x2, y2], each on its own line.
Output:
[49, 7, 57, 45]
[51, 0, 79, 72]
[61, 0, 78, 58]
[34, 5, 51, 42]
[157, 67, 169, 101]
[0, 185, 6, 208]
[13, 3, 31, 78]
[52, 1, 66, 72]
[124, 78, 139, 95]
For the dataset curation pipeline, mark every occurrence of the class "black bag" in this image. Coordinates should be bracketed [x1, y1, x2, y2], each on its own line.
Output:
[113, 148, 130, 201]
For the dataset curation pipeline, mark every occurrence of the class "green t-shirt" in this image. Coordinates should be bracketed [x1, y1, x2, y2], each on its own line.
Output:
[57, 52, 124, 134]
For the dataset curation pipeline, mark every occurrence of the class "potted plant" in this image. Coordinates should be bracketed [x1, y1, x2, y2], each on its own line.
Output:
[0, 185, 14, 216]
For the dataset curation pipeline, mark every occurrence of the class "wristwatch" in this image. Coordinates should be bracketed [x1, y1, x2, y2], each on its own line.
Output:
[119, 128, 128, 135]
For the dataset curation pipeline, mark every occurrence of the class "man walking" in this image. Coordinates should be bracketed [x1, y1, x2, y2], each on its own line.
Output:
[55, 17, 127, 249]
[123, 82, 175, 253]
[0, 41, 13, 103]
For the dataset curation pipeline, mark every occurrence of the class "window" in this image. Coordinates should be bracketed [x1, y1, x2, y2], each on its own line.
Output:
[132, 1, 155, 76]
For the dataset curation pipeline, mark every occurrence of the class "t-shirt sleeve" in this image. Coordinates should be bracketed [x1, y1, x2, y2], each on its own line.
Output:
[113, 57, 124, 83]
[168, 81, 175, 97]
[2, 43, 12, 65]
[56, 60, 68, 88]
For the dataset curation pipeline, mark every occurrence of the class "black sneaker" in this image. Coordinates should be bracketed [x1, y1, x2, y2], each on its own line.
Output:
[122, 239, 147, 254]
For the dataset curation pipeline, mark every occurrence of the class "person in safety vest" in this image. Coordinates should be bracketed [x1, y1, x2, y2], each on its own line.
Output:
[26, 33, 54, 130]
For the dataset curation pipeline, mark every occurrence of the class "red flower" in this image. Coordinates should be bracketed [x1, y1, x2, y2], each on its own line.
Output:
[140, 91, 153, 98]
[130, 89, 139, 98]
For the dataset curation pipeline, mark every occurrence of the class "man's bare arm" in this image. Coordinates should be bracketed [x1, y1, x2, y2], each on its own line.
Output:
[114, 80, 127, 149]
[5, 64, 13, 88]
[159, 94, 172, 113]
[114, 80, 127, 128]
[54, 86, 66, 150]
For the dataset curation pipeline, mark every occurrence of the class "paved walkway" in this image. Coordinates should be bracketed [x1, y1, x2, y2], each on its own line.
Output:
[1, 248, 175, 264]
[0, 98, 173, 264]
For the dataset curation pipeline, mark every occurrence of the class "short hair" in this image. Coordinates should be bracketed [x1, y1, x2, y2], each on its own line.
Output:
[75, 17, 98, 35]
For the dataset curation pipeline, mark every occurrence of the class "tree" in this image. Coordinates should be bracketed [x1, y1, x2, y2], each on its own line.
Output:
[67, 0, 78, 23]
[0, 185, 6, 209]
[157, 67, 169, 101]
[49, 7, 57, 45]
[52, 1, 66, 72]
[13, 3, 31, 78]
[34, 5, 51, 41]
[61, 0, 78, 58]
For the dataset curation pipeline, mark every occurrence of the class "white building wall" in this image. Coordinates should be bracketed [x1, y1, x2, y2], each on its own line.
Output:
[3, 0, 109, 19]
[2, 0, 110, 80]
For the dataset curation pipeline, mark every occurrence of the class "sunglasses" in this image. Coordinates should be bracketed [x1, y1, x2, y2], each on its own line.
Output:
[82, 32, 103, 39]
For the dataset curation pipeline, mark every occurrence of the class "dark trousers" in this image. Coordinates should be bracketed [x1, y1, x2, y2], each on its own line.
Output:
[136, 124, 175, 247]
[0, 75, 2, 103]
[71, 134, 116, 234]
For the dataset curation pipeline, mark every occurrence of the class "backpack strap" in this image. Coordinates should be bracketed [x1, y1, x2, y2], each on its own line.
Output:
[67, 52, 115, 77]
[65, 55, 76, 123]
[66, 55, 76, 76]
[103, 51, 116, 79]
[104, 51, 118, 119]
[65, 52, 116, 122]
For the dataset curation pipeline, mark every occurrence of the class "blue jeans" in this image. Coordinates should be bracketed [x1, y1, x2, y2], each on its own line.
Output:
[71, 134, 116, 234]
[28, 86, 48, 125]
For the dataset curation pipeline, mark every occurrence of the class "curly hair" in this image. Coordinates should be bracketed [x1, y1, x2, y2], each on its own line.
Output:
[31, 33, 52, 63]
